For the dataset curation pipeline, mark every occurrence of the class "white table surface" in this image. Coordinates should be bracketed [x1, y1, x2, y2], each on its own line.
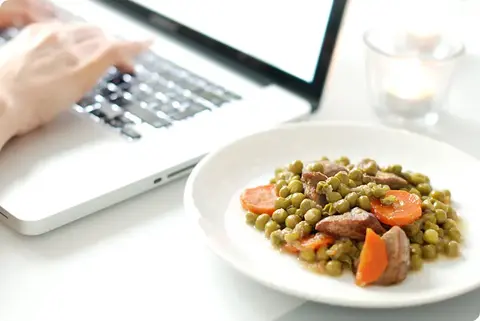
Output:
[2, 1, 480, 320]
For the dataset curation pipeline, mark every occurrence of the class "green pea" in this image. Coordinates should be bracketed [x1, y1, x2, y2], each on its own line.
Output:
[447, 206, 458, 220]
[337, 156, 350, 165]
[345, 192, 359, 207]
[288, 180, 303, 193]
[245, 211, 259, 225]
[274, 197, 291, 210]
[290, 193, 306, 208]
[308, 162, 324, 173]
[316, 181, 329, 193]
[338, 184, 350, 197]
[403, 223, 420, 237]
[443, 218, 457, 230]
[435, 209, 447, 224]
[275, 180, 287, 194]
[436, 239, 445, 254]
[424, 221, 439, 232]
[327, 191, 342, 203]
[334, 171, 349, 184]
[272, 209, 288, 224]
[326, 177, 340, 190]
[423, 229, 439, 244]
[288, 160, 303, 175]
[347, 179, 357, 188]
[410, 243, 422, 255]
[423, 213, 437, 224]
[295, 208, 306, 218]
[410, 231, 424, 245]
[334, 199, 350, 214]
[372, 185, 388, 198]
[294, 221, 313, 238]
[290, 175, 301, 181]
[299, 248, 316, 263]
[363, 160, 378, 176]
[274, 167, 284, 175]
[421, 199, 435, 211]
[416, 183, 432, 196]
[422, 244, 437, 260]
[265, 220, 280, 237]
[430, 190, 446, 203]
[448, 228, 461, 242]
[323, 203, 336, 216]
[410, 254, 423, 271]
[278, 186, 290, 198]
[299, 199, 316, 212]
[304, 208, 322, 225]
[285, 214, 301, 229]
[433, 200, 448, 211]
[270, 230, 285, 247]
[380, 195, 397, 206]
[315, 247, 329, 261]
[325, 260, 343, 276]
[348, 169, 363, 181]
[284, 231, 300, 243]
[410, 188, 421, 197]
[320, 156, 329, 161]
[357, 195, 371, 211]
[255, 214, 270, 230]
[446, 240, 460, 257]
[409, 173, 427, 185]
[286, 206, 297, 215]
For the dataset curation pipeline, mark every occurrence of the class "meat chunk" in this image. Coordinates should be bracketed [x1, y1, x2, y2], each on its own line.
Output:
[301, 171, 328, 206]
[364, 171, 408, 189]
[375, 226, 410, 286]
[315, 207, 386, 240]
[319, 160, 348, 177]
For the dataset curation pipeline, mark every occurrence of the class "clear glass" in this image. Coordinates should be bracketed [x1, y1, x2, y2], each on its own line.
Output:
[364, 27, 464, 126]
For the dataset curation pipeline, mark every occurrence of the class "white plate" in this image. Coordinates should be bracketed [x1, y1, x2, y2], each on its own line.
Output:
[184, 121, 480, 308]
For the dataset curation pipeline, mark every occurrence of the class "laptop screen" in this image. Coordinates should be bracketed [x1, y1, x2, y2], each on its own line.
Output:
[128, 0, 335, 83]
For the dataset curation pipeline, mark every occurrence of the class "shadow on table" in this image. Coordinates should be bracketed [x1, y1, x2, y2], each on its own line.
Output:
[276, 287, 480, 321]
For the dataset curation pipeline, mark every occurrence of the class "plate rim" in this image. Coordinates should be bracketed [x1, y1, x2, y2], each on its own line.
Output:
[184, 120, 480, 308]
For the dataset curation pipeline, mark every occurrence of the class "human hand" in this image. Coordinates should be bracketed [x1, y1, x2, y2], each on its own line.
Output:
[0, 21, 151, 137]
[0, 0, 55, 27]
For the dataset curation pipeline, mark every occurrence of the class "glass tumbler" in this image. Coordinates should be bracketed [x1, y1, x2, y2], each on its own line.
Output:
[364, 27, 464, 126]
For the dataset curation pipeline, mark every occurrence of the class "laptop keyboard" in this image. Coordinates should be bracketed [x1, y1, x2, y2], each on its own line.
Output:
[0, 28, 242, 140]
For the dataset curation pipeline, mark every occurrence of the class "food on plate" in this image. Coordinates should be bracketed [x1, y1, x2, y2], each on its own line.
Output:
[240, 157, 462, 287]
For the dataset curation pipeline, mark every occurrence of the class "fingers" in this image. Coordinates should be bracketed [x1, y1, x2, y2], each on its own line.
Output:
[110, 39, 153, 72]
[0, 0, 55, 28]
[73, 38, 152, 94]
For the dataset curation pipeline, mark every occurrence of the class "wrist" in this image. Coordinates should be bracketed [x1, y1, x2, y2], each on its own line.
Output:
[0, 94, 16, 151]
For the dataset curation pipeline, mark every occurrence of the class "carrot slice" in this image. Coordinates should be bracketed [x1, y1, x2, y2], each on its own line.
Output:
[370, 190, 422, 226]
[301, 233, 335, 250]
[355, 228, 388, 287]
[282, 243, 300, 254]
[240, 184, 277, 215]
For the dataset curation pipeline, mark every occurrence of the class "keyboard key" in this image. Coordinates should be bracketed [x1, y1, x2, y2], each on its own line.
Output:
[100, 83, 119, 97]
[90, 102, 122, 120]
[121, 126, 141, 140]
[169, 104, 208, 121]
[125, 105, 171, 128]
[107, 72, 133, 86]
[149, 102, 177, 116]
[224, 91, 242, 100]
[109, 92, 133, 107]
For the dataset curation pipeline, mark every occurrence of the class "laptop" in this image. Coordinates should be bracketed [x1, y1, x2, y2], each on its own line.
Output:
[0, 0, 347, 235]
